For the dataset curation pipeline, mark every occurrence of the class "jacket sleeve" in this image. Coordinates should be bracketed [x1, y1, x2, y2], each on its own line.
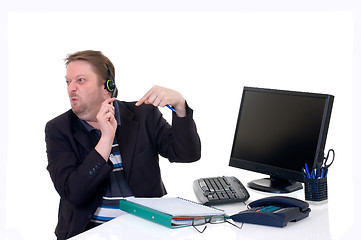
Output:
[154, 102, 201, 162]
[45, 119, 113, 207]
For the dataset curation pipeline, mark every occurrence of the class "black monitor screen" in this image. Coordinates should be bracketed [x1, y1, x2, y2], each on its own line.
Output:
[229, 87, 334, 193]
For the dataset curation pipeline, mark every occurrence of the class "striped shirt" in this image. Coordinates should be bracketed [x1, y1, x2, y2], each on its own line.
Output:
[80, 102, 133, 226]
[90, 138, 133, 225]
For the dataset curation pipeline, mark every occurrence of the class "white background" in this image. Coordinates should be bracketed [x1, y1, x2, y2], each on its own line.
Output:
[1, 1, 360, 239]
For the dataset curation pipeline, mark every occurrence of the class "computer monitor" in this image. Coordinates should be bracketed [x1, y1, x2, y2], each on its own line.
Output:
[229, 87, 334, 193]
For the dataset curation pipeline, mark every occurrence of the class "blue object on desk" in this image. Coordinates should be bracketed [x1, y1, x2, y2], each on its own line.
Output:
[231, 196, 311, 228]
[303, 149, 334, 179]
[304, 163, 311, 179]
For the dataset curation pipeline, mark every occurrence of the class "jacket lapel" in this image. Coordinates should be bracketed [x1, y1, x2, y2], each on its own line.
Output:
[116, 102, 139, 181]
[73, 120, 98, 159]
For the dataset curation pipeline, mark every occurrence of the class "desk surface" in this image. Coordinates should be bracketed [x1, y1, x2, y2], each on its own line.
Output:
[71, 202, 330, 240]
[70, 174, 334, 240]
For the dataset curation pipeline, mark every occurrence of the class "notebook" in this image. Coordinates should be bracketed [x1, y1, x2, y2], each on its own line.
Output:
[118, 197, 226, 228]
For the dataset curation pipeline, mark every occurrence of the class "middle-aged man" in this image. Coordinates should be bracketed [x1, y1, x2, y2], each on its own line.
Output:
[45, 50, 201, 239]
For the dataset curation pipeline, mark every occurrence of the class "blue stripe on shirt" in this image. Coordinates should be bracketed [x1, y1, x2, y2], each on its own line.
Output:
[113, 163, 123, 168]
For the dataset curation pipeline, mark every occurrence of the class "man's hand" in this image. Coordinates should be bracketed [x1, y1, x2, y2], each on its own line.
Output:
[136, 85, 186, 117]
[95, 98, 117, 161]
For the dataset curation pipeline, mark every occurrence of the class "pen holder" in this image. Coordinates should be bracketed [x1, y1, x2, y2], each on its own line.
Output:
[304, 177, 328, 201]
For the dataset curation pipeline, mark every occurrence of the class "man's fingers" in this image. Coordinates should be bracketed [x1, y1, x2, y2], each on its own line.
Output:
[136, 87, 154, 106]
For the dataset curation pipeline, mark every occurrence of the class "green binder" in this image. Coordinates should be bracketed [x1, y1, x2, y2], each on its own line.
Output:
[119, 197, 226, 229]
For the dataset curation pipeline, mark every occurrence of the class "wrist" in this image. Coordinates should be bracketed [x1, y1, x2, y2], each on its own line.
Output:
[95, 137, 113, 161]
[174, 100, 186, 117]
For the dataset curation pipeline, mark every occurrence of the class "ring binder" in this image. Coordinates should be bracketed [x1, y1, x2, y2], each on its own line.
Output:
[118, 197, 226, 229]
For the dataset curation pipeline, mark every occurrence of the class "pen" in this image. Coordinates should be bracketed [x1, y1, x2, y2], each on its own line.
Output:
[302, 168, 308, 178]
[323, 168, 328, 177]
[166, 105, 176, 112]
[304, 163, 311, 179]
[320, 168, 324, 178]
[312, 169, 317, 179]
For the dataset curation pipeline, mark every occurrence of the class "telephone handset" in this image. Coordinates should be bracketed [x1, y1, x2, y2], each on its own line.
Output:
[231, 196, 311, 227]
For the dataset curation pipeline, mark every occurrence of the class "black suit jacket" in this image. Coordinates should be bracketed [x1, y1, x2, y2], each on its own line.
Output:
[45, 101, 201, 239]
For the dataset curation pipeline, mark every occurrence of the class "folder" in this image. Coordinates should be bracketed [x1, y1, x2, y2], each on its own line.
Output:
[118, 197, 226, 228]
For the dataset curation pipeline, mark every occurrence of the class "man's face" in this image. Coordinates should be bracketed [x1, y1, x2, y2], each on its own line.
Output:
[65, 60, 108, 121]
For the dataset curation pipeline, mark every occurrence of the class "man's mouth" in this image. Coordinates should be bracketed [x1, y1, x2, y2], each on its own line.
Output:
[70, 96, 79, 103]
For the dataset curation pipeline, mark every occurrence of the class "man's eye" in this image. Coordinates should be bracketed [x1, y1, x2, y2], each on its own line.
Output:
[66, 80, 71, 86]
[78, 78, 85, 82]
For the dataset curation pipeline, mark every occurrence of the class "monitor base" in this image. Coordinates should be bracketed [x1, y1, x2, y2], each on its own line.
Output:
[247, 177, 303, 193]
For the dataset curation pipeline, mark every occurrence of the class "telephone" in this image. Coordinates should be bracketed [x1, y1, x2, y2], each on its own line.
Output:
[230, 196, 311, 227]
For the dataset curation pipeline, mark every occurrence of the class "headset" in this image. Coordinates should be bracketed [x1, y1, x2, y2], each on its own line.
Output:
[105, 63, 117, 98]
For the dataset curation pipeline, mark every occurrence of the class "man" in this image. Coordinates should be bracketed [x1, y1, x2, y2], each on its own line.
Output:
[45, 50, 201, 239]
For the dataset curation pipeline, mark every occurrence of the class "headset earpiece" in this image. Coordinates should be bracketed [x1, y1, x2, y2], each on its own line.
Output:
[105, 79, 115, 92]
[105, 64, 117, 97]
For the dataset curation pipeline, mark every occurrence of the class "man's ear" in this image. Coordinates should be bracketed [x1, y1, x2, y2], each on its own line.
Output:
[103, 86, 111, 96]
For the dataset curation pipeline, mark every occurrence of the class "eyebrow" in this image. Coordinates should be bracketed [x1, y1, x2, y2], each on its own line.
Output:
[65, 74, 88, 80]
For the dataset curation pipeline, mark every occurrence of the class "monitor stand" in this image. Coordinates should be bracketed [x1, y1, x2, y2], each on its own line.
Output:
[247, 176, 303, 193]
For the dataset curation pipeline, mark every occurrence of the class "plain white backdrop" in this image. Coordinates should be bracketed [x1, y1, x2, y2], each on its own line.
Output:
[1, 1, 360, 239]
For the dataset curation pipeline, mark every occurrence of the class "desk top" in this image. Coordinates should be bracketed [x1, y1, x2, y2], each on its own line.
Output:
[70, 180, 333, 240]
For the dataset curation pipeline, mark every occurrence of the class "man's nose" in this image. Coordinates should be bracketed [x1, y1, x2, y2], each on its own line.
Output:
[68, 81, 77, 92]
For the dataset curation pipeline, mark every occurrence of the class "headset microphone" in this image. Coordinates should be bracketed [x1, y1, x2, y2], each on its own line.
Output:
[105, 64, 117, 98]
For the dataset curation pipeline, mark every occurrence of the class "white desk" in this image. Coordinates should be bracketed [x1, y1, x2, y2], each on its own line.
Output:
[70, 174, 333, 240]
